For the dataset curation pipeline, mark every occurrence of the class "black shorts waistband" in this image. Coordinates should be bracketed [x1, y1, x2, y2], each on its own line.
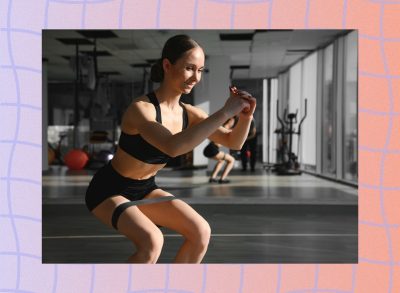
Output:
[106, 162, 155, 185]
[85, 162, 158, 211]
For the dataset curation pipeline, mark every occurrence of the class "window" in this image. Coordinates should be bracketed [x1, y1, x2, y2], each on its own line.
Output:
[343, 31, 358, 182]
[322, 44, 336, 176]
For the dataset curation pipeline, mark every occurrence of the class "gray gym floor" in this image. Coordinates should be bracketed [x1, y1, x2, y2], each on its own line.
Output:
[42, 167, 358, 264]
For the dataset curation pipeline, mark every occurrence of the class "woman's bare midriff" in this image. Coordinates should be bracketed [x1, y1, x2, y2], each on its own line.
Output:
[110, 147, 166, 180]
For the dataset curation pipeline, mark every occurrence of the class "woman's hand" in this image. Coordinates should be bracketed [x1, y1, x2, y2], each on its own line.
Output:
[230, 86, 256, 118]
[239, 95, 256, 118]
[222, 86, 251, 118]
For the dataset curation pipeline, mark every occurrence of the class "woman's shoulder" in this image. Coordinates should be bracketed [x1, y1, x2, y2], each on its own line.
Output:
[123, 95, 156, 125]
[132, 94, 152, 106]
[126, 95, 155, 113]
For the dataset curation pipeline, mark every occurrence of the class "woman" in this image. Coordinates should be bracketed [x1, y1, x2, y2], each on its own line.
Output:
[203, 117, 236, 183]
[85, 34, 256, 263]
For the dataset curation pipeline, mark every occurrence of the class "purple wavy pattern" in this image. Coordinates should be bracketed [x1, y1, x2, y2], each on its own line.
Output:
[0, 0, 399, 292]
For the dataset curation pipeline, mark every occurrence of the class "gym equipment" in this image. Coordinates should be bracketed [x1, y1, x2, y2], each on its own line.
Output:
[48, 148, 55, 165]
[64, 149, 89, 170]
[47, 132, 67, 165]
[271, 99, 307, 176]
[85, 130, 116, 169]
[67, 37, 100, 148]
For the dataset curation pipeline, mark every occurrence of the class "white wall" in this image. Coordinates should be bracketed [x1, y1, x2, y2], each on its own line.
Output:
[289, 62, 302, 114]
[301, 52, 318, 166]
[193, 55, 230, 167]
[262, 79, 268, 163]
[193, 100, 209, 166]
[268, 78, 278, 164]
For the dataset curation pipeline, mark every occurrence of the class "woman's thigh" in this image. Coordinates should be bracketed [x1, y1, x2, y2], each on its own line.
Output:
[224, 153, 235, 163]
[91, 195, 162, 247]
[139, 189, 210, 238]
[212, 151, 226, 161]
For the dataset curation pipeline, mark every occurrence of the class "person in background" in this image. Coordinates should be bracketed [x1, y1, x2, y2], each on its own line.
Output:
[203, 117, 236, 184]
[240, 117, 257, 171]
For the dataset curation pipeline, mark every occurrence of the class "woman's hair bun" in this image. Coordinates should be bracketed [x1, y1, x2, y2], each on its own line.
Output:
[150, 59, 164, 83]
[150, 35, 201, 83]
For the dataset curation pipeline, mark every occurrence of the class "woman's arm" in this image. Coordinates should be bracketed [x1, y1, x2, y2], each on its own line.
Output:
[128, 93, 250, 157]
[223, 115, 254, 150]
[187, 93, 257, 150]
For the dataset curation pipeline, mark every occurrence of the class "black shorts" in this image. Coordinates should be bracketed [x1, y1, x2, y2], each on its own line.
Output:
[85, 162, 159, 211]
[203, 142, 219, 158]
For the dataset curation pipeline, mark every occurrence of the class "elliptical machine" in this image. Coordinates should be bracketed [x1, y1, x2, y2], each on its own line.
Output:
[273, 99, 307, 175]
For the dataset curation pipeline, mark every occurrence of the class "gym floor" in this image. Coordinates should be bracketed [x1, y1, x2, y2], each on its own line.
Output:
[42, 167, 358, 264]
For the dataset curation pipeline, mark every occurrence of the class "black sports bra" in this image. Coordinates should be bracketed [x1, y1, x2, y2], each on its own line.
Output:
[118, 92, 189, 164]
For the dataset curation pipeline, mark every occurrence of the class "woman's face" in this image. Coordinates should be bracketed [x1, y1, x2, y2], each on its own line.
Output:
[164, 47, 205, 94]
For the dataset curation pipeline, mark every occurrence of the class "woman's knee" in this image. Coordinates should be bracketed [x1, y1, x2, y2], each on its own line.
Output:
[186, 220, 211, 250]
[134, 228, 164, 261]
[198, 221, 212, 250]
[201, 221, 212, 245]
[216, 159, 225, 165]
[225, 155, 235, 164]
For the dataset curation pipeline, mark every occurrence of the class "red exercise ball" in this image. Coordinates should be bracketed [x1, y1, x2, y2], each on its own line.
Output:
[64, 149, 89, 170]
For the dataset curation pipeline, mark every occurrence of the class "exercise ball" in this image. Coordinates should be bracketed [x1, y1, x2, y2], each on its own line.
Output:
[64, 149, 89, 170]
